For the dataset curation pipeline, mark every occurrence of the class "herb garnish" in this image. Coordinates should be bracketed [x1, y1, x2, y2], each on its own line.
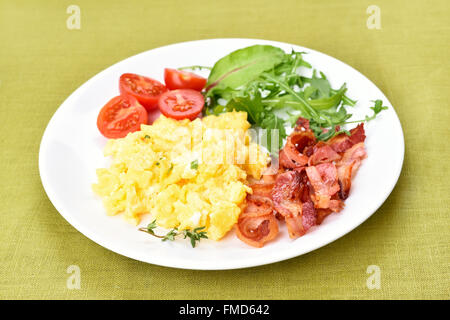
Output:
[190, 160, 199, 170]
[139, 220, 208, 248]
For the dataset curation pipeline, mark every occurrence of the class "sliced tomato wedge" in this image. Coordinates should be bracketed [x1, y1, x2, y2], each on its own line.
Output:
[164, 68, 207, 91]
[119, 73, 167, 110]
[97, 95, 147, 139]
[158, 89, 204, 120]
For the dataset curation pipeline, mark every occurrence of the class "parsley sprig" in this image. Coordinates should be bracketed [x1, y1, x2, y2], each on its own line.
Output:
[139, 220, 208, 248]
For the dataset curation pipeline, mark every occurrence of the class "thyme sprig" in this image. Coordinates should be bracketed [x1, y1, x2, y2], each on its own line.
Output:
[139, 220, 208, 248]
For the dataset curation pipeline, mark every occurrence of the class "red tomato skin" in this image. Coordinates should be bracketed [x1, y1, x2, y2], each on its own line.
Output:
[158, 89, 205, 120]
[147, 108, 161, 124]
[164, 68, 207, 91]
[97, 95, 148, 139]
[119, 73, 167, 111]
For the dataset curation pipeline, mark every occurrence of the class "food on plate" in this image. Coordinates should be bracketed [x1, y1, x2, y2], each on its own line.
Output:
[92, 111, 269, 241]
[96, 95, 148, 139]
[119, 73, 167, 110]
[231, 117, 368, 247]
[158, 89, 205, 120]
[93, 44, 388, 248]
[235, 176, 279, 247]
[270, 117, 367, 240]
[164, 68, 207, 91]
[204, 45, 386, 155]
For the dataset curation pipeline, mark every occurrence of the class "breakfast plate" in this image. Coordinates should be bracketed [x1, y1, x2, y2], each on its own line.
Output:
[39, 38, 404, 270]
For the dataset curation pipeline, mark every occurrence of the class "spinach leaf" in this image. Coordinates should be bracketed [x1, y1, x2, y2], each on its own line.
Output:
[206, 45, 285, 95]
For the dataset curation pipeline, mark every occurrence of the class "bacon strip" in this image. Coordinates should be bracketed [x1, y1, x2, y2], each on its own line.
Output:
[349, 124, 366, 145]
[236, 180, 279, 247]
[249, 181, 274, 199]
[327, 123, 366, 153]
[295, 117, 310, 130]
[271, 171, 317, 239]
[271, 171, 302, 217]
[236, 214, 279, 248]
[240, 195, 273, 218]
[235, 119, 368, 247]
[279, 130, 316, 168]
[308, 145, 341, 166]
[316, 208, 332, 225]
[305, 163, 341, 210]
[284, 200, 317, 238]
[336, 142, 367, 199]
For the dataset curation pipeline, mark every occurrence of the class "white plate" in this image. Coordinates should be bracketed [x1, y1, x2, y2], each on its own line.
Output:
[39, 39, 404, 270]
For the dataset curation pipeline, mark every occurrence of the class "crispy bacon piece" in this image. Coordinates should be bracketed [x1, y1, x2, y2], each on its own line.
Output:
[290, 130, 316, 152]
[316, 209, 332, 224]
[327, 123, 366, 153]
[240, 195, 273, 218]
[349, 124, 366, 145]
[340, 142, 367, 172]
[271, 171, 317, 239]
[329, 199, 344, 212]
[305, 163, 342, 211]
[306, 163, 340, 196]
[236, 120, 367, 247]
[284, 200, 317, 238]
[337, 162, 355, 200]
[284, 216, 303, 238]
[327, 135, 353, 153]
[336, 142, 367, 199]
[308, 145, 342, 166]
[279, 130, 316, 168]
[247, 171, 276, 198]
[237, 180, 279, 247]
[236, 214, 279, 248]
[271, 171, 302, 217]
[300, 200, 316, 230]
[249, 181, 274, 199]
[295, 117, 310, 130]
[261, 173, 276, 184]
[279, 149, 307, 169]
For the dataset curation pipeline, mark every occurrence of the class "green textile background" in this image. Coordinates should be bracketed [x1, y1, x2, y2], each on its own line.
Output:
[0, 0, 449, 299]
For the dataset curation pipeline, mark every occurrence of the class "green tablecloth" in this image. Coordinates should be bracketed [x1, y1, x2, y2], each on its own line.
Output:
[1, 0, 449, 300]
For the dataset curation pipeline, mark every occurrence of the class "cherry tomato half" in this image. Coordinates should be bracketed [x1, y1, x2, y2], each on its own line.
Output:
[119, 73, 167, 110]
[97, 95, 147, 139]
[158, 89, 205, 120]
[164, 68, 207, 91]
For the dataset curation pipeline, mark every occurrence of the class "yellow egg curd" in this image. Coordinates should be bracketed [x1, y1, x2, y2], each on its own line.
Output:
[92, 111, 269, 240]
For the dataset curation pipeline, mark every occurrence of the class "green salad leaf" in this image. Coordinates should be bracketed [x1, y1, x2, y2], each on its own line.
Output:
[206, 45, 285, 95]
[203, 45, 387, 154]
[365, 99, 388, 121]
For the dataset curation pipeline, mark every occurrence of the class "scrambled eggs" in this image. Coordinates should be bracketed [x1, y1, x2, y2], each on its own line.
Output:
[92, 111, 269, 240]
